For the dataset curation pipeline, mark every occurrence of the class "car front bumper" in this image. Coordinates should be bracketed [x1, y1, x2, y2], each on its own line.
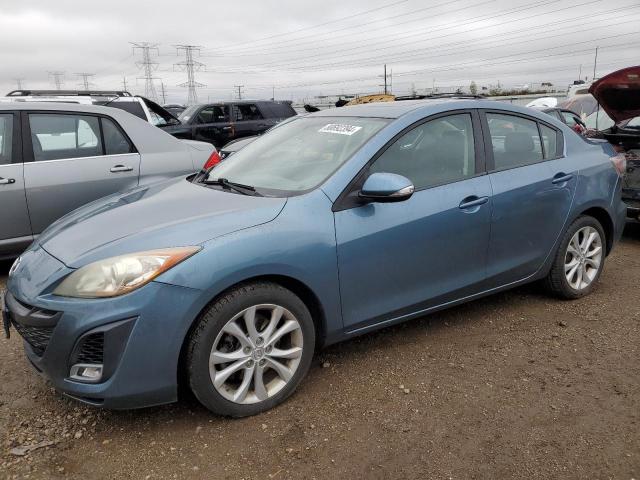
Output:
[4, 264, 204, 409]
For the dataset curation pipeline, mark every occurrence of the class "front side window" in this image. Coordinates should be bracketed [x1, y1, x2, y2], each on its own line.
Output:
[560, 111, 580, 128]
[0, 114, 13, 165]
[370, 113, 476, 190]
[29, 114, 103, 161]
[207, 116, 388, 195]
[102, 118, 133, 155]
[487, 113, 543, 170]
[197, 106, 228, 124]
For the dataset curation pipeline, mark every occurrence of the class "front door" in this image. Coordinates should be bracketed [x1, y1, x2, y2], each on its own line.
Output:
[192, 105, 233, 148]
[23, 112, 141, 234]
[334, 111, 492, 331]
[0, 112, 32, 256]
[482, 111, 576, 286]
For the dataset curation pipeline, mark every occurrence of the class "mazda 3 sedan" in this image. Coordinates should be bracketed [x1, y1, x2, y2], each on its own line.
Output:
[3, 100, 626, 417]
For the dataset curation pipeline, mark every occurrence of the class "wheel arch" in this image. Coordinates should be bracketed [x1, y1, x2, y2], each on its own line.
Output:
[578, 206, 614, 255]
[177, 274, 328, 390]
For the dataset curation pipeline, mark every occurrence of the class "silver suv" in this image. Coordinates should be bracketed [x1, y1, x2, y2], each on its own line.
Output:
[2, 90, 181, 129]
[0, 102, 215, 259]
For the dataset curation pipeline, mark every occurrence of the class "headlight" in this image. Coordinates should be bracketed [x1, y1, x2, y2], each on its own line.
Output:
[53, 247, 200, 298]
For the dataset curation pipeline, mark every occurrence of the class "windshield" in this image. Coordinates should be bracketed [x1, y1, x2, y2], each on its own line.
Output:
[585, 108, 615, 131]
[179, 105, 200, 122]
[205, 116, 389, 195]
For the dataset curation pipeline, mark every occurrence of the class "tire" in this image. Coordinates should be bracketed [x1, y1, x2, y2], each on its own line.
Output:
[545, 215, 606, 299]
[186, 281, 315, 417]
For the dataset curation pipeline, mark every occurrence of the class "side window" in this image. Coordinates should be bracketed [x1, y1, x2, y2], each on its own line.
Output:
[233, 104, 264, 121]
[101, 118, 134, 155]
[560, 111, 579, 127]
[370, 113, 476, 190]
[29, 114, 103, 162]
[197, 106, 228, 124]
[540, 124, 559, 159]
[0, 114, 13, 165]
[486, 113, 543, 170]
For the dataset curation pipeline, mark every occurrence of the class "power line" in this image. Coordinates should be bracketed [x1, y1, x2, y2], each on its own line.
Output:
[75, 72, 95, 90]
[204, 0, 410, 52]
[48, 71, 65, 90]
[212, 0, 495, 56]
[226, 0, 593, 71]
[174, 45, 205, 105]
[131, 42, 160, 101]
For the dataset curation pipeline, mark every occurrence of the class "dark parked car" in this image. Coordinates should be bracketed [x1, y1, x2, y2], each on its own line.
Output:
[165, 100, 296, 148]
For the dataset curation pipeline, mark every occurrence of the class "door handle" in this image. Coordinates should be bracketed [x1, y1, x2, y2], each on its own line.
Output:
[222, 126, 232, 131]
[110, 165, 133, 173]
[552, 173, 573, 184]
[459, 195, 489, 210]
[0, 177, 16, 185]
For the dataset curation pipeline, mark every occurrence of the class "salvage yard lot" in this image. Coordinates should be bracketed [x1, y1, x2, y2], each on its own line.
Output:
[1, 228, 639, 480]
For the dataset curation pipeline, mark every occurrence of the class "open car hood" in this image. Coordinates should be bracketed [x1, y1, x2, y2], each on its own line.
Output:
[589, 66, 640, 123]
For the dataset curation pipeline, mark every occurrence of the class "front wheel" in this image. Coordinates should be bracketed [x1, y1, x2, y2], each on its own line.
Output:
[186, 282, 315, 417]
[545, 215, 606, 299]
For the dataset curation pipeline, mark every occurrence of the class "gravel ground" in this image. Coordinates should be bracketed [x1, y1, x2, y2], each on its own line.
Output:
[1, 227, 639, 480]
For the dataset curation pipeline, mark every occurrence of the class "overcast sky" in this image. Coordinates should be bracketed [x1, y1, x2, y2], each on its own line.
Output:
[0, 0, 638, 104]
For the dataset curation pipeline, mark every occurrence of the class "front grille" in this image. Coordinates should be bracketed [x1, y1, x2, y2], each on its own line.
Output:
[75, 333, 104, 364]
[12, 321, 54, 356]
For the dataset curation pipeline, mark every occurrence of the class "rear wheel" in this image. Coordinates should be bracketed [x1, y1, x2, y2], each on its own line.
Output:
[545, 216, 606, 299]
[186, 282, 315, 417]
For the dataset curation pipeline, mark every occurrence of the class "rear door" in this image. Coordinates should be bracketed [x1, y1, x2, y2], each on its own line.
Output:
[231, 103, 272, 139]
[481, 110, 575, 286]
[23, 111, 141, 234]
[0, 112, 32, 256]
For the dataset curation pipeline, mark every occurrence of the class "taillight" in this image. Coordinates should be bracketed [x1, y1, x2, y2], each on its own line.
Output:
[610, 151, 627, 177]
[203, 150, 221, 170]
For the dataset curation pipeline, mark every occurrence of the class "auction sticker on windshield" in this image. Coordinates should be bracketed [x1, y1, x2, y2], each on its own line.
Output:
[318, 124, 363, 135]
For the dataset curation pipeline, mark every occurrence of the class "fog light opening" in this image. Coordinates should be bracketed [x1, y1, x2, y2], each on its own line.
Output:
[69, 363, 103, 383]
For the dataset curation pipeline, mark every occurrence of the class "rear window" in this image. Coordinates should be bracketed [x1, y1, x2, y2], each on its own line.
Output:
[105, 101, 147, 120]
[263, 102, 297, 118]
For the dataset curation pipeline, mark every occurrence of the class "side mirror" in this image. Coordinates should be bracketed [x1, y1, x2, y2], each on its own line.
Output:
[359, 172, 414, 203]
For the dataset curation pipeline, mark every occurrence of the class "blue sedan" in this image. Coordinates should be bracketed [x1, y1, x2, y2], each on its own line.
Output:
[4, 99, 626, 417]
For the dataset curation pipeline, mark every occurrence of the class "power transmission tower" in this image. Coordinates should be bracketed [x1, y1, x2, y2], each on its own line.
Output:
[48, 71, 65, 90]
[174, 45, 205, 105]
[75, 72, 95, 91]
[234, 85, 244, 100]
[160, 80, 167, 104]
[122, 76, 129, 92]
[13, 78, 25, 90]
[131, 42, 160, 101]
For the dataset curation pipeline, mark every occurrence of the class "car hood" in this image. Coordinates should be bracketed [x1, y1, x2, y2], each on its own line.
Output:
[36, 177, 287, 268]
[589, 66, 640, 123]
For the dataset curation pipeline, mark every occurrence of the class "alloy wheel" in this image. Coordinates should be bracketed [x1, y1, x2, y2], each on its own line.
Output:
[209, 304, 304, 404]
[564, 226, 603, 291]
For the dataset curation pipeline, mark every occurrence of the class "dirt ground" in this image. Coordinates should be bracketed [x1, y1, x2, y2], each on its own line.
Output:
[1, 228, 639, 480]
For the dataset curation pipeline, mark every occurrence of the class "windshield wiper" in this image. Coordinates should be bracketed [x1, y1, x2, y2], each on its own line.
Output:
[203, 177, 262, 196]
